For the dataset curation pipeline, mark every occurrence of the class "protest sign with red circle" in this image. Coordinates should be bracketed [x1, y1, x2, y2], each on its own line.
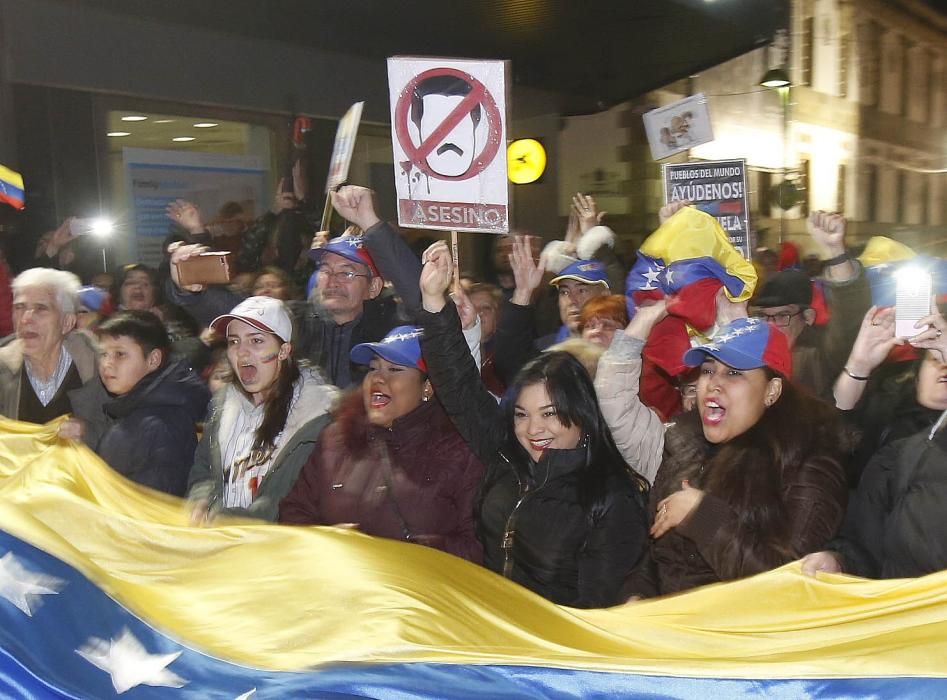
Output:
[388, 57, 510, 234]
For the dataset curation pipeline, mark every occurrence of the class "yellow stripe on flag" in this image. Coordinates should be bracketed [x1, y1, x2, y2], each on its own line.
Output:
[2, 417, 947, 678]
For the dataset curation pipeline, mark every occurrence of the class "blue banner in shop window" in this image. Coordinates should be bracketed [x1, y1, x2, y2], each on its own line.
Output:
[1, 417, 947, 698]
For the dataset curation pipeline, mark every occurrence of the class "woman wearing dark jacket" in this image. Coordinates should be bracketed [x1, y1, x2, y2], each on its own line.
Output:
[418, 241, 649, 608]
[803, 412, 947, 579]
[279, 326, 485, 563]
[624, 316, 849, 598]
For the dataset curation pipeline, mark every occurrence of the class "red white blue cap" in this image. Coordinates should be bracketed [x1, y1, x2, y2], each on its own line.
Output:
[210, 296, 293, 343]
[309, 236, 381, 278]
[350, 326, 426, 372]
[683, 317, 792, 378]
[77, 286, 109, 313]
[549, 260, 610, 288]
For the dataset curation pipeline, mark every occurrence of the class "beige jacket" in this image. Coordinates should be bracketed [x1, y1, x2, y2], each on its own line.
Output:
[594, 332, 666, 484]
[0, 331, 98, 419]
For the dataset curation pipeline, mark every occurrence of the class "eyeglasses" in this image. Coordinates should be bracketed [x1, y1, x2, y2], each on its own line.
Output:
[316, 266, 371, 283]
[756, 309, 805, 327]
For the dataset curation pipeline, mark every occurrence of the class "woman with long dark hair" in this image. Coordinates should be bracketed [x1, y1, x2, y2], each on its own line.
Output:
[417, 241, 648, 608]
[624, 315, 849, 597]
[187, 296, 337, 522]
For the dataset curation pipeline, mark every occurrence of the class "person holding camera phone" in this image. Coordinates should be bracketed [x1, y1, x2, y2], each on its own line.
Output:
[166, 185, 421, 388]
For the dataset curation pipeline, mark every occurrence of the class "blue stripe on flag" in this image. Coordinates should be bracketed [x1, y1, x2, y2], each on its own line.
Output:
[2, 529, 946, 699]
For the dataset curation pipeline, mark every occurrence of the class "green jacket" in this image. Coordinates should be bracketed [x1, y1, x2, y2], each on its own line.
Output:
[187, 368, 338, 521]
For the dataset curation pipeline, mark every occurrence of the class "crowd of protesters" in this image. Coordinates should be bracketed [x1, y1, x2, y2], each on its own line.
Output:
[2, 177, 947, 609]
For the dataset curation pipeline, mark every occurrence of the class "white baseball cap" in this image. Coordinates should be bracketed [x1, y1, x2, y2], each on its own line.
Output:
[211, 296, 293, 343]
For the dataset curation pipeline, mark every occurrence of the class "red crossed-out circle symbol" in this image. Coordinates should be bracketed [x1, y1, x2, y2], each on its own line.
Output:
[394, 67, 503, 181]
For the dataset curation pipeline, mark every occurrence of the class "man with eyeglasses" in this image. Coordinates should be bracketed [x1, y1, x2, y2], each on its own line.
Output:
[167, 186, 420, 388]
[750, 211, 870, 399]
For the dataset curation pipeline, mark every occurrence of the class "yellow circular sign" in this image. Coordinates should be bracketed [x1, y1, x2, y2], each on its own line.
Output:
[507, 139, 547, 184]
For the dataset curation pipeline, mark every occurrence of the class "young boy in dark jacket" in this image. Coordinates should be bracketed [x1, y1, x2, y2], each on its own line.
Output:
[65, 310, 210, 496]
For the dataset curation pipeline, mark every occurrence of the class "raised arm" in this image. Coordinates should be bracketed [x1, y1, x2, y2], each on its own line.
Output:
[166, 199, 212, 244]
[810, 212, 872, 390]
[418, 241, 504, 463]
[833, 306, 901, 410]
[331, 185, 423, 314]
[164, 242, 245, 326]
[493, 235, 546, 383]
[595, 300, 668, 484]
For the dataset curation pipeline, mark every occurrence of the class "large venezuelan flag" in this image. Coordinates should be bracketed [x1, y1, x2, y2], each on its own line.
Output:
[1, 417, 947, 698]
[0, 165, 24, 210]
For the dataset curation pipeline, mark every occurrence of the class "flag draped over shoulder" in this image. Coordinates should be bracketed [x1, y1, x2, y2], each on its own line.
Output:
[1, 417, 947, 698]
[0, 165, 24, 210]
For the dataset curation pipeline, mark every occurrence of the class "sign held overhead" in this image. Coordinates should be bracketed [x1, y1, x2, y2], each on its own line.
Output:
[643, 93, 714, 161]
[325, 102, 364, 193]
[387, 56, 510, 233]
[663, 158, 751, 258]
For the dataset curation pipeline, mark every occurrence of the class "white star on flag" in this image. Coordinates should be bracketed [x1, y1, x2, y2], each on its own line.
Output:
[77, 627, 186, 694]
[0, 552, 65, 617]
[640, 265, 663, 290]
[382, 330, 422, 344]
[664, 268, 675, 285]
[234, 690, 257, 700]
[342, 237, 364, 248]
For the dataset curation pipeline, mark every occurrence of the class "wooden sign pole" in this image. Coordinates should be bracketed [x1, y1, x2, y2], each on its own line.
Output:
[320, 192, 333, 234]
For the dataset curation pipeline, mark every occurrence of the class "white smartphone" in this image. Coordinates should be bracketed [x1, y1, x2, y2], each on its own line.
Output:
[895, 271, 932, 338]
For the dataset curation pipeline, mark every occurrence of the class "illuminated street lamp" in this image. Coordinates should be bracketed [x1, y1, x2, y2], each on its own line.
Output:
[759, 68, 791, 89]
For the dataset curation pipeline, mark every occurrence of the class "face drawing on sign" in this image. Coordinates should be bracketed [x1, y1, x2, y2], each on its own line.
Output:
[410, 75, 482, 178]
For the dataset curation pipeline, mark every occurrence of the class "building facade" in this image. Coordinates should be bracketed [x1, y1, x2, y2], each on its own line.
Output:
[561, 0, 947, 258]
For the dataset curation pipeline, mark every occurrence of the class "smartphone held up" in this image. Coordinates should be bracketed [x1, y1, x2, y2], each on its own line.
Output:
[895, 268, 933, 339]
[174, 251, 234, 287]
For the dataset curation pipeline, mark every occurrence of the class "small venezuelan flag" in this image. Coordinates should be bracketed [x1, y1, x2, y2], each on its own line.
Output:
[0, 164, 24, 210]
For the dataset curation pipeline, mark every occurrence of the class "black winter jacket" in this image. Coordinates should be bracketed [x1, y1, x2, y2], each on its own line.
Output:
[419, 303, 648, 608]
[69, 359, 210, 496]
[830, 415, 947, 578]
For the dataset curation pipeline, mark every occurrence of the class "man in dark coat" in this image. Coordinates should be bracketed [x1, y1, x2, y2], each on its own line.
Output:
[751, 211, 870, 400]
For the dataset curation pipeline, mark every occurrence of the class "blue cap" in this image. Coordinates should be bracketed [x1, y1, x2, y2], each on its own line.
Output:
[683, 317, 792, 378]
[77, 286, 108, 313]
[549, 259, 610, 288]
[309, 236, 381, 278]
[350, 325, 426, 372]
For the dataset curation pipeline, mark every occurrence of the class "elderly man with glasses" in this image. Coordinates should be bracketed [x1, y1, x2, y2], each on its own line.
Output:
[750, 211, 870, 399]
[0, 268, 98, 422]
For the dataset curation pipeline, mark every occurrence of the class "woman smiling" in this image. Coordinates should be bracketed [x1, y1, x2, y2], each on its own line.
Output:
[418, 241, 648, 608]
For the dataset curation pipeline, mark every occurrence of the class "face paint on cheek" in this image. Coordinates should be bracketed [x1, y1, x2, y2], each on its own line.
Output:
[260, 353, 279, 364]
